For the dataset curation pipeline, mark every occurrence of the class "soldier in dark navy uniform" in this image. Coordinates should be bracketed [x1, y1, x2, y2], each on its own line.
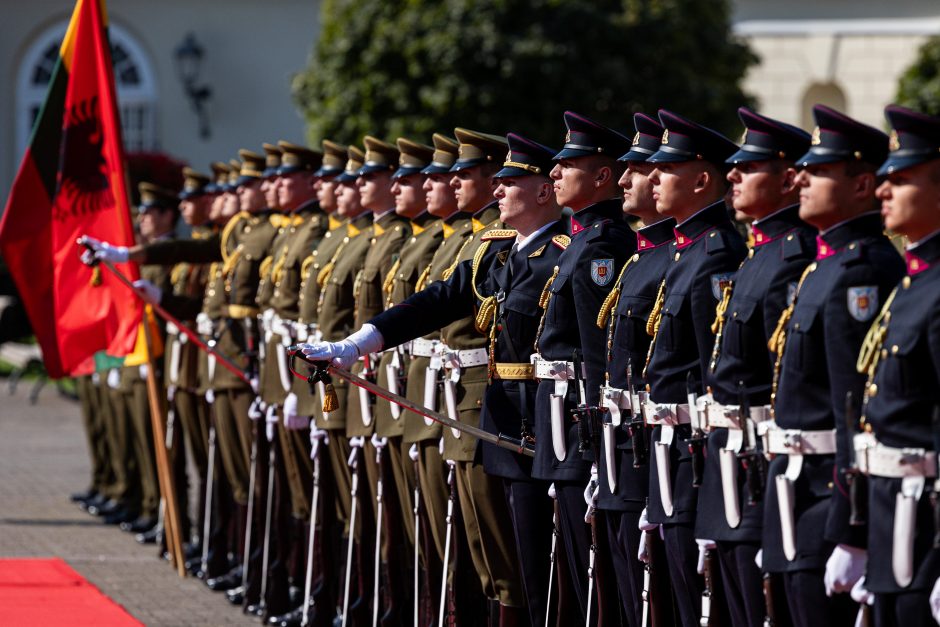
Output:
[641, 109, 746, 626]
[530, 111, 635, 623]
[761, 105, 904, 627]
[851, 105, 940, 626]
[593, 112, 676, 626]
[696, 107, 815, 627]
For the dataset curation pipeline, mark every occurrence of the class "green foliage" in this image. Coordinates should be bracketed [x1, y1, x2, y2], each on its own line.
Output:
[896, 36, 940, 117]
[292, 0, 757, 147]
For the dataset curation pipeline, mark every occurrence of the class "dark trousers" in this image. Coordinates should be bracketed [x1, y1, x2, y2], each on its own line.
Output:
[605, 510, 644, 627]
[716, 540, 765, 627]
[783, 569, 856, 627]
[662, 522, 703, 626]
[555, 480, 593, 622]
[504, 478, 553, 626]
[874, 590, 934, 627]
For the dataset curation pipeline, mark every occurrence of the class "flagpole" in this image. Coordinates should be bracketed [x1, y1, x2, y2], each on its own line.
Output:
[140, 303, 186, 576]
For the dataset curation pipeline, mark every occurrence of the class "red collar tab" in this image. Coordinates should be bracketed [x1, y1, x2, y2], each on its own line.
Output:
[674, 227, 697, 250]
[905, 251, 930, 275]
[571, 216, 586, 235]
[816, 235, 836, 260]
[637, 231, 655, 250]
[751, 224, 773, 246]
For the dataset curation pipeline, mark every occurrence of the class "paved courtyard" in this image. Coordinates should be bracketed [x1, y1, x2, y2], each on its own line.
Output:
[0, 380, 259, 626]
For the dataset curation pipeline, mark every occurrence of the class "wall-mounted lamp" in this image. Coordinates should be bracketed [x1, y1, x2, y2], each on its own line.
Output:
[174, 33, 212, 139]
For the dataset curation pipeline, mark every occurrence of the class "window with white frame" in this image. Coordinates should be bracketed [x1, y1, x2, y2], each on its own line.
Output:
[17, 22, 157, 156]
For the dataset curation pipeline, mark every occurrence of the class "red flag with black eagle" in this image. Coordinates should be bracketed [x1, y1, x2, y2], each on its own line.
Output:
[0, 0, 140, 378]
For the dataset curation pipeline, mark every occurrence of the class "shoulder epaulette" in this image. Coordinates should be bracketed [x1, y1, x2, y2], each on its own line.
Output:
[552, 234, 571, 250]
[481, 229, 517, 241]
[781, 230, 812, 261]
[705, 229, 731, 255]
[841, 240, 867, 266]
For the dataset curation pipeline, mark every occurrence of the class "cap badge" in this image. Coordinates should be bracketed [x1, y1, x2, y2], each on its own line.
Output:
[811, 127, 821, 146]
[662, 129, 670, 145]
[889, 130, 900, 152]
[740, 129, 748, 145]
[632, 132, 640, 146]
[565, 130, 572, 144]
[505, 150, 513, 164]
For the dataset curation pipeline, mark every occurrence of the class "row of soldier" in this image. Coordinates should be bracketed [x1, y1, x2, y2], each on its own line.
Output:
[74, 102, 940, 627]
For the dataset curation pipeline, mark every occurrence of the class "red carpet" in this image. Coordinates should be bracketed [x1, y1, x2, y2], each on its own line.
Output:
[0, 558, 141, 626]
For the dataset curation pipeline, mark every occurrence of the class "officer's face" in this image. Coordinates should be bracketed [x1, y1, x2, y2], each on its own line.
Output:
[425, 173, 458, 217]
[220, 192, 238, 219]
[795, 162, 872, 230]
[619, 162, 657, 220]
[180, 196, 210, 226]
[450, 166, 495, 213]
[137, 207, 175, 241]
[876, 161, 940, 242]
[357, 171, 394, 211]
[207, 193, 224, 223]
[237, 181, 265, 213]
[549, 158, 597, 211]
[315, 176, 339, 213]
[726, 160, 796, 221]
[392, 173, 427, 219]
[647, 161, 702, 219]
[278, 172, 315, 211]
[261, 176, 280, 210]
[336, 181, 364, 218]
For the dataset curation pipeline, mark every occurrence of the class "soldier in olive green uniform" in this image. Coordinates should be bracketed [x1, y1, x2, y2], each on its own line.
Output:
[118, 183, 179, 537]
[370, 138, 443, 617]
[73, 367, 116, 509]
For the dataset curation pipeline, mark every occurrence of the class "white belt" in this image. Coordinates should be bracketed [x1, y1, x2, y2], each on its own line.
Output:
[764, 426, 837, 456]
[704, 402, 772, 431]
[533, 357, 586, 381]
[640, 401, 692, 426]
[442, 347, 488, 370]
[409, 338, 440, 358]
[855, 433, 938, 479]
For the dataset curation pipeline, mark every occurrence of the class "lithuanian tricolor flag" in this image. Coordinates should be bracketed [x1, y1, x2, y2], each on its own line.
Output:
[0, 0, 141, 378]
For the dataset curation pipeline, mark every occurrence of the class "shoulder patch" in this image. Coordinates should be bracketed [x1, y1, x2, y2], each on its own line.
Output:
[711, 272, 735, 300]
[590, 259, 614, 286]
[705, 229, 730, 255]
[847, 286, 878, 321]
[551, 234, 571, 250]
[481, 229, 517, 241]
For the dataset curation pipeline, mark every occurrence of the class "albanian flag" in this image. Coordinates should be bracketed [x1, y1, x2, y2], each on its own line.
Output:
[0, 0, 140, 378]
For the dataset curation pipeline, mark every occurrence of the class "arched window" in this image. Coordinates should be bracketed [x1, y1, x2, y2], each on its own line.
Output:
[801, 82, 848, 129]
[16, 21, 157, 157]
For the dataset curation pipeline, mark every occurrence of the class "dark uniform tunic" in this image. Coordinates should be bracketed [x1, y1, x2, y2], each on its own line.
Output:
[859, 231, 940, 605]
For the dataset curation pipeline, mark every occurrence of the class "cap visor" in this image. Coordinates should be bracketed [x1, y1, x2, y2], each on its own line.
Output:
[392, 166, 423, 180]
[493, 165, 535, 179]
[357, 164, 392, 176]
[336, 172, 358, 183]
[276, 165, 306, 176]
[421, 164, 453, 175]
[795, 151, 843, 168]
[314, 166, 342, 178]
[876, 154, 934, 176]
[618, 149, 655, 162]
[726, 148, 771, 164]
[450, 159, 485, 173]
[235, 175, 260, 186]
[552, 147, 595, 161]
[646, 149, 690, 164]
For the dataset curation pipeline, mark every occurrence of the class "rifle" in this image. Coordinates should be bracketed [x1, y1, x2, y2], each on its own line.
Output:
[625, 360, 648, 467]
[737, 381, 766, 505]
[761, 573, 777, 627]
[572, 349, 594, 456]
[701, 544, 718, 627]
[844, 391, 867, 526]
[685, 371, 706, 487]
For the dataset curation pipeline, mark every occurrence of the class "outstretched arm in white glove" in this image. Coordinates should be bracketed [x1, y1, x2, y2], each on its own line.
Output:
[298, 323, 385, 370]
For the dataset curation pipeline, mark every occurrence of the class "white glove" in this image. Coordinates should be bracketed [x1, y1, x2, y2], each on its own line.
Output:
[132, 279, 162, 305]
[138, 364, 149, 379]
[850, 576, 874, 606]
[299, 323, 384, 369]
[638, 530, 650, 564]
[371, 434, 388, 464]
[638, 507, 658, 532]
[249, 376, 260, 395]
[583, 463, 599, 522]
[348, 436, 366, 468]
[80, 248, 97, 266]
[409, 443, 420, 462]
[196, 313, 214, 337]
[547, 483, 557, 499]
[94, 241, 129, 263]
[310, 427, 330, 460]
[824, 544, 867, 597]
[248, 396, 265, 421]
[439, 436, 445, 456]
[282, 393, 309, 430]
[696, 539, 717, 575]
[107, 368, 121, 389]
[930, 577, 940, 623]
[754, 548, 763, 570]
[166, 384, 177, 404]
[205, 389, 215, 404]
[265, 404, 279, 442]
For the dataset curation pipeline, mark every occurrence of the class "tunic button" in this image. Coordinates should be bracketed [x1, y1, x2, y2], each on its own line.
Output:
[476, 399, 482, 407]
[674, 253, 681, 261]
[868, 384, 878, 397]
[891, 345, 899, 354]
